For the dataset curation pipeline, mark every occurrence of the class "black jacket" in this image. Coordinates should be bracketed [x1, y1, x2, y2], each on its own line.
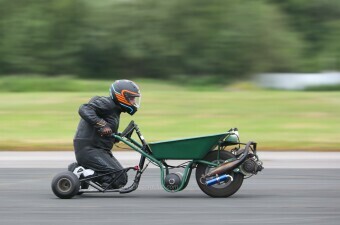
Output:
[74, 96, 122, 151]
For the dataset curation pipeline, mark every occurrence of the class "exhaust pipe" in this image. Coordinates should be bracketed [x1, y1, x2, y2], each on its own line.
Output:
[206, 174, 233, 186]
[204, 141, 254, 177]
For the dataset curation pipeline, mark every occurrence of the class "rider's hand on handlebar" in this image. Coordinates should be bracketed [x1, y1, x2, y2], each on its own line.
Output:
[98, 126, 112, 136]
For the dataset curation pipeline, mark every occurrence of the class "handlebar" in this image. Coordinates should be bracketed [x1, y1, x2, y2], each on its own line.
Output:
[120, 120, 136, 138]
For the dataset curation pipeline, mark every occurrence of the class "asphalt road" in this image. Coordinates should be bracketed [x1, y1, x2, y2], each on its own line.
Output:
[0, 168, 339, 225]
[2, 151, 340, 168]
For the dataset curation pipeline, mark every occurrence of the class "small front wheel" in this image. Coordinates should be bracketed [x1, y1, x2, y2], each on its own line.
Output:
[67, 162, 89, 195]
[196, 151, 244, 198]
[51, 171, 80, 199]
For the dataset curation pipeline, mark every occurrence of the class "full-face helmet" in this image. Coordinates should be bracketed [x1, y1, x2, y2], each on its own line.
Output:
[110, 80, 141, 115]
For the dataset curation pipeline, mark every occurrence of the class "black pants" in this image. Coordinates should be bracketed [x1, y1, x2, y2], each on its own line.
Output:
[74, 140, 128, 188]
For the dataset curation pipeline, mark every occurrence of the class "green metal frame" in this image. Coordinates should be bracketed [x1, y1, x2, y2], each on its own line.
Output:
[114, 135, 219, 193]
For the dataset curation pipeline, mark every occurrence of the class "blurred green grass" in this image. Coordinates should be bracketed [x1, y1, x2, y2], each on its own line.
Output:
[0, 76, 339, 151]
[0, 75, 108, 92]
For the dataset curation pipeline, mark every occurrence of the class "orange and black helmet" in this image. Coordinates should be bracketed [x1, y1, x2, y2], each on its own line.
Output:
[110, 80, 141, 115]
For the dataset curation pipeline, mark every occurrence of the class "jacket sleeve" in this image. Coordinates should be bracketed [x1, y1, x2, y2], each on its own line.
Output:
[78, 96, 111, 128]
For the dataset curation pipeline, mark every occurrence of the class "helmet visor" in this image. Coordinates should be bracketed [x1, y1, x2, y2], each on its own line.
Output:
[128, 95, 141, 108]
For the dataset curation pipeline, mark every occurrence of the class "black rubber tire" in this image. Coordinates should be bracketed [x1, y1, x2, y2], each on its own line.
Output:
[67, 162, 89, 195]
[51, 171, 80, 199]
[196, 151, 244, 198]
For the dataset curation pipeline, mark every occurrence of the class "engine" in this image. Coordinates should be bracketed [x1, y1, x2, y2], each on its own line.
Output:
[164, 172, 183, 191]
[240, 157, 263, 176]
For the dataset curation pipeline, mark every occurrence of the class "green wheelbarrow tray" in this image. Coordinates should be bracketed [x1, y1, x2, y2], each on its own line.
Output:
[149, 133, 228, 160]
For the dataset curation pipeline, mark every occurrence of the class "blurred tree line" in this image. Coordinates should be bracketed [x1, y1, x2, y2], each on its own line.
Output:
[0, 0, 339, 80]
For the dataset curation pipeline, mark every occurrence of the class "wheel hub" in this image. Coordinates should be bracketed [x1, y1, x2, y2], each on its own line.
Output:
[57, 178, 72, 193]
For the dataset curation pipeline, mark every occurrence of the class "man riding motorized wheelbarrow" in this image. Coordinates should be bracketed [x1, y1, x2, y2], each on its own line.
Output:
[72, 79, 141, 189]
[51, 80, 263, 199]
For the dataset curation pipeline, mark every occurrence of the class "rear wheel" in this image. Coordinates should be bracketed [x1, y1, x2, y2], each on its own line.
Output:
[195, 151, 244, 198]
[51, 171, 80, 199]
[67, 162, 89, 195]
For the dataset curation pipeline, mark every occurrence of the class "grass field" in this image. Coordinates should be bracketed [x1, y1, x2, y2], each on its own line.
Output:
[0, 77, 339, 151]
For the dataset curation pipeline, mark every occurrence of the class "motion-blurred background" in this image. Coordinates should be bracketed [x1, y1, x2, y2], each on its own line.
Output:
[0, 0, 339, 151]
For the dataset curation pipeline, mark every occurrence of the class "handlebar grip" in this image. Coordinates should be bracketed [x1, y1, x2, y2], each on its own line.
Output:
[121, 120, 135, 138]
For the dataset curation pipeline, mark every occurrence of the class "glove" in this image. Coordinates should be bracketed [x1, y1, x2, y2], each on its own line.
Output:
[98, 126, 112, 136]
[95, 119, 112, 136]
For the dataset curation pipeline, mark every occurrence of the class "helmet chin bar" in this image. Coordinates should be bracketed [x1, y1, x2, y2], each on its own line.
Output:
[120, 103, 137, 115]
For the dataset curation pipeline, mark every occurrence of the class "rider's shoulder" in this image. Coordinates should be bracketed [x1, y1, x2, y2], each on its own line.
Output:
[89, 96, 115, 109]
